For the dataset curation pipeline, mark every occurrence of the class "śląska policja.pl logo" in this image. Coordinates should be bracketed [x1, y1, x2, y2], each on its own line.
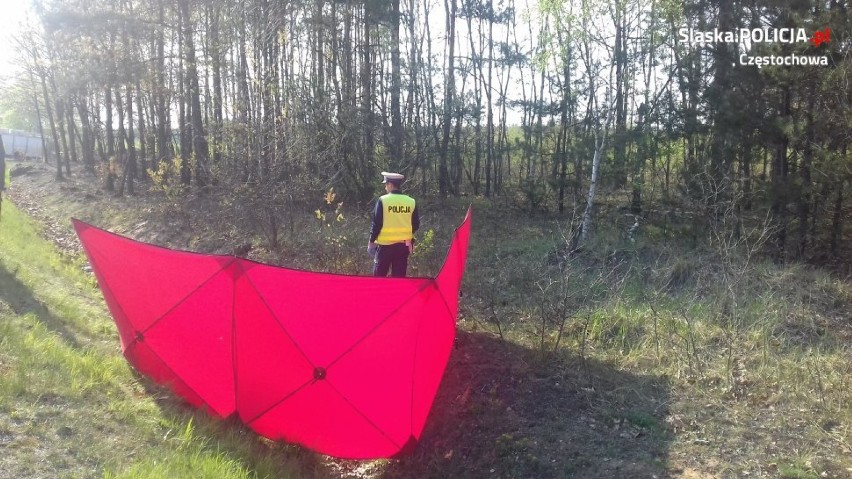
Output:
[678, 27, 830, 68]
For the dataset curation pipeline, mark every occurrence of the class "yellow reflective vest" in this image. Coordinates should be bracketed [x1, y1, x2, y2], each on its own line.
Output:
[375, 193, 416, 245]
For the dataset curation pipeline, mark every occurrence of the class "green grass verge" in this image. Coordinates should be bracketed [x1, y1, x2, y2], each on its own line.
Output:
[0, 198, 311, 479]
[452, 200, 851, 474]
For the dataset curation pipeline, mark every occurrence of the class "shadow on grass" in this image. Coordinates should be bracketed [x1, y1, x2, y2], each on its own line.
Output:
[0, 262, 82, 349]
[142, 330, 671, 479]
[136, 376, 333, 479]
[379, 331, 672, 479]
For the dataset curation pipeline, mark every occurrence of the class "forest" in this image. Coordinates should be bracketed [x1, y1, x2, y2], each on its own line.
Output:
[0, 0, 848, 262]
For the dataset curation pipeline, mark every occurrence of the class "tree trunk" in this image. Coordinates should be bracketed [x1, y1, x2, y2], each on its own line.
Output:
[178, 30, 191, 185]
[581, 127, 609, 243]
[115, 88, 127, 196]
[830, 145, 846, 257]
[76, 93, 96, 174]
[178, 0, 209, 188]
[155, 0, 170, 164]
[556, 26, 571, 214]
[390, 0, 404, 171]
[361, 4, 375, 200]
[210, 4, 223, 167]
[64, 98, 78, 170]
[136, 82, 147, 175]
[613, 4, 627, 187]
[32, 87, 49, 165]
[438, 0, 457, 196]
[797, 88, 815, 258]
[771, 86, 791, 261]
[125, 84, 137, 195]
[35, 58, 64, 181]
[485, 0, 494, 197]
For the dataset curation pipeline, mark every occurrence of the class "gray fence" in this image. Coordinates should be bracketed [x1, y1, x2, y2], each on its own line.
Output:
[1, 129, 44, 159]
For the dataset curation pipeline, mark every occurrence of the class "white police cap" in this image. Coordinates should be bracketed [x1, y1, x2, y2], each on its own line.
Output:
[381, 171, 405, 184]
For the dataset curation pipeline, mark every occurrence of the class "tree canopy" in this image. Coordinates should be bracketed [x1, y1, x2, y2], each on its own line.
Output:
[4, 0, 850, 261]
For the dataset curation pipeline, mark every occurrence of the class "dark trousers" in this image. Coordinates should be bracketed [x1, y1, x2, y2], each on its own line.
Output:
[373, 243, 410, 277]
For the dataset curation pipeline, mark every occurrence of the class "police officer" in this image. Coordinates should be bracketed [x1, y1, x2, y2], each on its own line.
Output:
[368, 172, 420, 277]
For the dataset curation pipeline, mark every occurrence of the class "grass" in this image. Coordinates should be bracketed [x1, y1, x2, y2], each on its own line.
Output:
[2, 163, 852, 477]
[456, 200, 852, 477]
[0, 198, 315, 479]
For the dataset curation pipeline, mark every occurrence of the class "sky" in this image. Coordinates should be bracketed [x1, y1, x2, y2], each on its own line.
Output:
[0, 0, 31, 78]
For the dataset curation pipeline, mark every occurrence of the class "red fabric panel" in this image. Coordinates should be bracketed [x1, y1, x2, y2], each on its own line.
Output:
[98, 276, 135, 353]
[73, 221, 231, 332]
[73, 208, 471, 459]
[125, 341, 206, 410]
[233, 266, 315, 423]
[412, 208, 471, 436]
[74, 220, 236, 416]
[143, 266, 236, 417]
[434, 207, 472, 320]
[324, 288, 431, 449]
[241, 262, 430, 367]
[246, 380, 401, 459]
[410, 284, 458, 437]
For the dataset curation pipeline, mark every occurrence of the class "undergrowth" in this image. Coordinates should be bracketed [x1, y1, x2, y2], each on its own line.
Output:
[458, 200, 852, 477]
[2, 166, 850, 477]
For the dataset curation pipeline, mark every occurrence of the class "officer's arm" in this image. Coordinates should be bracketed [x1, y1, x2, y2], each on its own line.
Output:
[369, 199, 383, 243]
[412, 205, 420, 234]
